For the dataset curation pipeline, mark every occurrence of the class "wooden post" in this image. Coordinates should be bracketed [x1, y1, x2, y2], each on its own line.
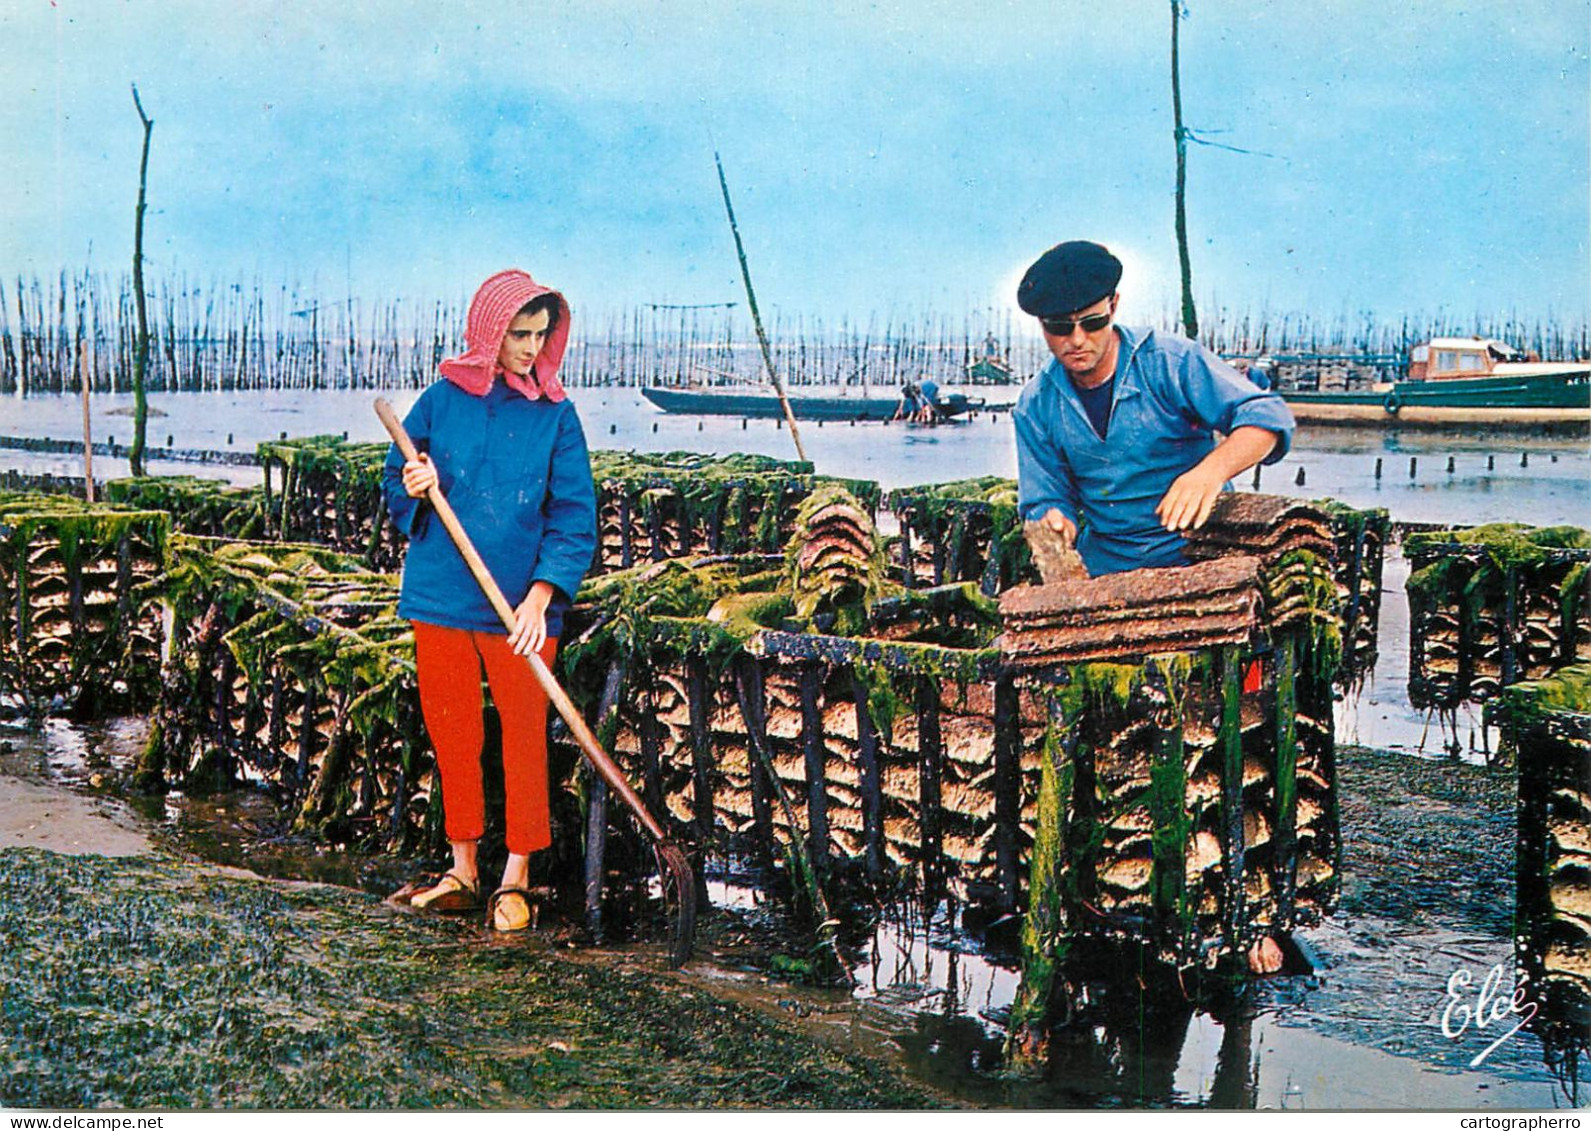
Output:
[1006, 689, 1081, 1069]
[129, 85, 154, 477]
[898, 514, 915, 590]
[713, 151, 808, 463]
[638, 672, 666, 817]
[1147, 667, 1193, 955]
[584, 659, 628, 940]
[916, 675, 946, 905]
[647, 497, 668, 562]
[1501, 563, 1520, 688]
[687, 655, 715, 845]
[735, 657, 778, 871]
[799, 662, 831, 872]
[979, 517, 1004, 597]
[993, 673, 1023, 913]
[1218, 647, 1247, 959]
[1272, 636, 1300, 927]
[78, 342, 95, 501]
[851, 670, 887, 881]
[946, 511, 968, 584]
[295, 682, 319, 784]
[618, 493, 634, 569]
[1170, 1, 1199, 339]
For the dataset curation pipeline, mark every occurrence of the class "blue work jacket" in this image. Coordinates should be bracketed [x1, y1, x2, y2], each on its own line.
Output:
[1013, 325, 1295, 576]
[382, 379, 598, 637]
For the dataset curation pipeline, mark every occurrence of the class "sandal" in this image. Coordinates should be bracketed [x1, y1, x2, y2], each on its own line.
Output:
[388, 871, 481, 914]
[487, 885, 550, 933]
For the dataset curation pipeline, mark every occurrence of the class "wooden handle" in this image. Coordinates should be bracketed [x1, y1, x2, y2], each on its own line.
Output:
[376, 397, 668, 842]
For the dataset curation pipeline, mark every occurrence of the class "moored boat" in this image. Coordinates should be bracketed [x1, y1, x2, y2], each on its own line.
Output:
[640, 384, 1012, 421]
[1282, 338, 1589, 424]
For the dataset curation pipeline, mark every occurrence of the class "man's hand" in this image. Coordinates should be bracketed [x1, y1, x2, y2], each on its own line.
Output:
[508, 581, 554, 656]
[1155, 426, 1280, 533]
[401, 454, 438, 499]
[1039, 507, 1077, 547]
[1155, 464, 1229, 532]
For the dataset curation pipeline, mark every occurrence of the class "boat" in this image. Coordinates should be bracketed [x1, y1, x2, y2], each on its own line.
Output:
[965, 354, 1016, 384]
[1281, 338, 1590, 424]
[640, 384, 1010, 422]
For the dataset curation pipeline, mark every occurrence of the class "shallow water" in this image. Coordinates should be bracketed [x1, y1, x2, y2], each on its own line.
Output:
[1, 386, 1586, 522]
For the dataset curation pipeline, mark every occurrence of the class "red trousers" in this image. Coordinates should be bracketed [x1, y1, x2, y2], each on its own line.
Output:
[412, 621, 559, 856]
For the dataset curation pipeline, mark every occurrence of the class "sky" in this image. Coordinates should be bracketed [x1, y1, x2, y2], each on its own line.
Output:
[1, 0, 1587, 331]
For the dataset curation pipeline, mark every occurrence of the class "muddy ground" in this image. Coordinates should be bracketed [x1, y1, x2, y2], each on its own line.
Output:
[0, 720, 1569, 1110]
[0, 845, 942, 1110]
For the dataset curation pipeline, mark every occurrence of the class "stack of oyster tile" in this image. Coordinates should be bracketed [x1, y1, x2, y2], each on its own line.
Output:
[1182, 494, 1340, 638]
[997, 556, 1263, 667]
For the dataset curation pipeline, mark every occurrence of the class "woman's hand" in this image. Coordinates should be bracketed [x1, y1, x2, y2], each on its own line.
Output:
[508, 581, 554, 656]
[401, 454, 438, 498]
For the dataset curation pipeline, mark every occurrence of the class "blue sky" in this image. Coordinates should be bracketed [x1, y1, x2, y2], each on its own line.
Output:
[1, 1, 1586, 330]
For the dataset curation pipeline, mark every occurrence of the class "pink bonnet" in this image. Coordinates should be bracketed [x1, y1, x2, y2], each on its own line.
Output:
[439, 269, 571, 401]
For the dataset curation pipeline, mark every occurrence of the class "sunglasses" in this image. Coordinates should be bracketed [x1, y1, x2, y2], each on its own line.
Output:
[1040, 311, 1113, 336]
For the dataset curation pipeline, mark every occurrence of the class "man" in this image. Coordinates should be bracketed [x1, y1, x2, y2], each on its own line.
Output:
[1012, 241, 1294, 576]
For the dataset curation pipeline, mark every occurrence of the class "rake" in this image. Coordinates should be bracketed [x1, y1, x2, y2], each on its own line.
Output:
[376, 398, 695, 966]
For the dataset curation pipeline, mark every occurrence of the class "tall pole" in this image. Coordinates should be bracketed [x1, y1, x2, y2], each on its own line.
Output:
[1171, 2, 1199, 340]
[129, 84, 154, 476]
[77, 324, 95, 502]
[714, 151, 808, 463]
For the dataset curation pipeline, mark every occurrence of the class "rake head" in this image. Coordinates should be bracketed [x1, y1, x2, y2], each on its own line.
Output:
[654, 840, 697, 969]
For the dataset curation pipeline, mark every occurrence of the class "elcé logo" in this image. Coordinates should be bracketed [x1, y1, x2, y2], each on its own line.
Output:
[1440, 961, 1538, 1068]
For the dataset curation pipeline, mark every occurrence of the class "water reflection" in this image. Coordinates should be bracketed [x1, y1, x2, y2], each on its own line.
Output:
[845, 893, 1576, 1109]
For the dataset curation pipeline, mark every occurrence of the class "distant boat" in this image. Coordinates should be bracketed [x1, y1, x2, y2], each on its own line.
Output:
[640, 385, 1010, 422]
[965, 355, 1017, 384]
[1282, 338, 1590, 419]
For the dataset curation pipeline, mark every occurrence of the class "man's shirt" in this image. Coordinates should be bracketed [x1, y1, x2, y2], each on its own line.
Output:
[1013, 324, 1295, 576]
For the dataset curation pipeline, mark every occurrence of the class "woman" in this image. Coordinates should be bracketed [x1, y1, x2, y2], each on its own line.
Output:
[383, 268, 598, 932]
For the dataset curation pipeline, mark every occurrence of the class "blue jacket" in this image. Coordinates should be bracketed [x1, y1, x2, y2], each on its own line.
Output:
[1013, 325, 1294, 576]
[382, 379, 598, 637]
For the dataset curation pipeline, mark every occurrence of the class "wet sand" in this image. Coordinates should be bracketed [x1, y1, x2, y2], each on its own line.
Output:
[0, 775, 150, 857]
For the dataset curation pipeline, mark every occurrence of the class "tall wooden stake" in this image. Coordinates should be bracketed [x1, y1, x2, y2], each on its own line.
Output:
[129, 85, 154, 477]
[78, 338, 95, 501]
[713, 151, 808, 463]
[1170, 2, 1199, 340]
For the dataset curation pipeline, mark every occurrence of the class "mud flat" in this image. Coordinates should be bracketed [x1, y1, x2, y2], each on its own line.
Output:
[0, 843, 941, 1110]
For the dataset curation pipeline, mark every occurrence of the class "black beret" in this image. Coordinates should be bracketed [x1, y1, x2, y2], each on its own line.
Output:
[1017, 241, 1123, 317]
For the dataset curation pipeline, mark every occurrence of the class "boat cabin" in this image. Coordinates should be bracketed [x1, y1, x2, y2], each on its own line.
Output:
[1408, 337, 1522, 382]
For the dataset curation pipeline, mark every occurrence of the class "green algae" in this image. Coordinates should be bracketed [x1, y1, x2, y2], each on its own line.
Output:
[784, 482, 887, 630]
[136, 535, 422, 844]
[1406, 523, 1591, 701]
[0, 493, 172, 712]
[1146, 657, 1197, 951]
[884, 475, 1032, 590]
[1005, 688, 1081, 1068]
[1407, 523, 1591, 597]
[1492, 662, 1591, 727]
[105, 475, 271, 539]
[0, 847, 938, 1110]
[588, 449, 878, 560]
